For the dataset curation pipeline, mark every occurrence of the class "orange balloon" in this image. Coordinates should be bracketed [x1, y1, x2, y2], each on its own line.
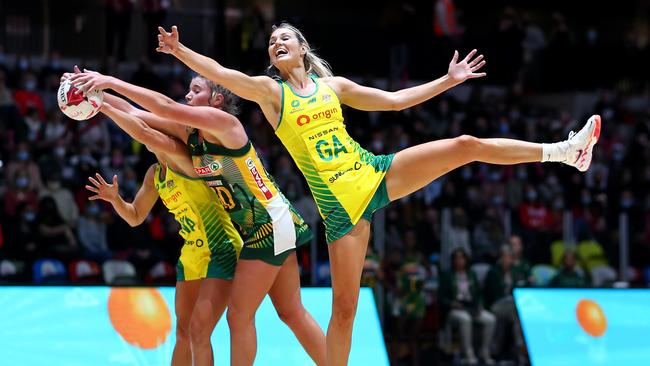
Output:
[576, 299, 607, 337]
[108, 288, 172, 349]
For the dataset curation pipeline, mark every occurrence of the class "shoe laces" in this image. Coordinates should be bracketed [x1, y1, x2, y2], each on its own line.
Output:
[568, 130, 576, 140]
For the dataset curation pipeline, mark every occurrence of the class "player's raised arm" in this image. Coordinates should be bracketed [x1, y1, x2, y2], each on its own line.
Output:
[326, 50, 485, 112]
[157, 26, 280, 105]
[100, 102, 189, 160]
[69, 71, 239, 138]
[85, 167, 159, 227]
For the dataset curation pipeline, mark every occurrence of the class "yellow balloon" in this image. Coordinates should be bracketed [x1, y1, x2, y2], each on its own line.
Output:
[108, 288, 172, 349]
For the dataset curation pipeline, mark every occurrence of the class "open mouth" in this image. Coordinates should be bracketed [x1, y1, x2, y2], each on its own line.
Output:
[275, 48, 288, 57]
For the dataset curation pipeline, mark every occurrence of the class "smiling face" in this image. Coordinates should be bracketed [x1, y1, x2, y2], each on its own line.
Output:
[268, 27, 305, 71]
[185, 77, 215, 107]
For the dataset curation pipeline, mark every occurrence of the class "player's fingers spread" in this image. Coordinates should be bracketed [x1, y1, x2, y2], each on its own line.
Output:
[88, 176, 101, 187]
[451, 50, 459, 64]
[463, 49, 477, 62]
[96, 173, 108, 185]
[85, 185, 99, 193]
[471, 61, 486, 71]
[88, 195, 100, 201]
[469, 55, 484, 67]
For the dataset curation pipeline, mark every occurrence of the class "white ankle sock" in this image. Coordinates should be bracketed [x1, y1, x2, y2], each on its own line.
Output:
[541, 142, 569, 162]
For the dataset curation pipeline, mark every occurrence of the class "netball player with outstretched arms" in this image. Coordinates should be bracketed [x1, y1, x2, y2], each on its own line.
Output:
[152, 24, 601, 365]
[69, 69, 326, 366]
[63, 67, 242, 365]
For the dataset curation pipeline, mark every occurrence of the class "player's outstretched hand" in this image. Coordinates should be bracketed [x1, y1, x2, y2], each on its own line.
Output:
[68, 70, 113, 95]
[447, 49, 486, 84]
[86, 173, 119, 203]
[157, 25, 180, 54]
[60, 65, 82, 84]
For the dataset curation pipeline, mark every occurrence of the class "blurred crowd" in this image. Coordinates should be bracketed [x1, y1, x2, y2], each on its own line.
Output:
[1, 1, 650, 365]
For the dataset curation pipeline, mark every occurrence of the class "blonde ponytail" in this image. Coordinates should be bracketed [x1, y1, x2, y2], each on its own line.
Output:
[268, 22, 333, 79]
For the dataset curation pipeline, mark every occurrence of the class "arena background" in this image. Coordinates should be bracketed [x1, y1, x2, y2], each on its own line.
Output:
[0, 0, 649, 365]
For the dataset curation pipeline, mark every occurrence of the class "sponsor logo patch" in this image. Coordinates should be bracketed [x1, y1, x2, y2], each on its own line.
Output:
[245, 157, 274, 200]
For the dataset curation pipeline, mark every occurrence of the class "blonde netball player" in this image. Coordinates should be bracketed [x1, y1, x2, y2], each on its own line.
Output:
[153, 24, 601, 365]
[73, 80, 242, 365]
[70, 70, 326, 366]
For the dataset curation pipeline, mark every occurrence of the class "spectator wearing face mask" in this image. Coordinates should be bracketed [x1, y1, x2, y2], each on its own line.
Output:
[12, 72, 45, 120]
[77, 202, 112, 261]
[518, 184, 553, 262]
[100, 148, 127, 182]
[22, 106, 43, 143]
[39, 172, 79, 226]
[40, 108, 72, 149]
[4, 202, 40, 261]
[0, 69, 15, 107]
[5, 142, 44, 192]
[4, 170, 39, 218]
[75, 114, 111, 156]
[119, 167, 139, 201]
[37, 196, 78, 260]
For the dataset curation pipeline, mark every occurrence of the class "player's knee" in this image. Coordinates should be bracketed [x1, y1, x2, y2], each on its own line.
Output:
[276, 304, 305, 328]
[332, 294, 358, 324]
[176, 321, 191, 344]
[226, 305, 252, 329]
[189, 312, 210, 342]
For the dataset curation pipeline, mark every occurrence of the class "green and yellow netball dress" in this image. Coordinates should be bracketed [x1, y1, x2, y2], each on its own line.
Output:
[275, 75, 394, 243]
[154, 164, 242, 280]
[187, 134, 312, 266]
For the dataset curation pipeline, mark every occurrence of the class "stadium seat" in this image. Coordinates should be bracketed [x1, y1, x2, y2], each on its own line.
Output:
[69, 259, 103, 283]
[590, 266, 617, 287]
[146, 261, 176, 284]
[577, 240, 609, 273]
[531, 264, 557, 287]
[0, 259, 27, 282]
[102, 260, 138, 285]
[33, 258, 67, 283]
[1, 259, 18, 277]
[550, 240, 567, 268]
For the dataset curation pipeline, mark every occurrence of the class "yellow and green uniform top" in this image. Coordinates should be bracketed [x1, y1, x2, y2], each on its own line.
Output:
[187, 133, 311, 262]
[274, 75, 393, 242]
[153, 164, 242, 281]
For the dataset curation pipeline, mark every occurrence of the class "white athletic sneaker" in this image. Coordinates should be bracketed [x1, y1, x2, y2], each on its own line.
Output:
[564, 114, 602, 172]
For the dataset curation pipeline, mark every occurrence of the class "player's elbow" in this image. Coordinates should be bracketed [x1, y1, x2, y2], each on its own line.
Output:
[390, 93, 405, 111]
[141, 129, 169, 154]
[127, 214, 146, 227]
